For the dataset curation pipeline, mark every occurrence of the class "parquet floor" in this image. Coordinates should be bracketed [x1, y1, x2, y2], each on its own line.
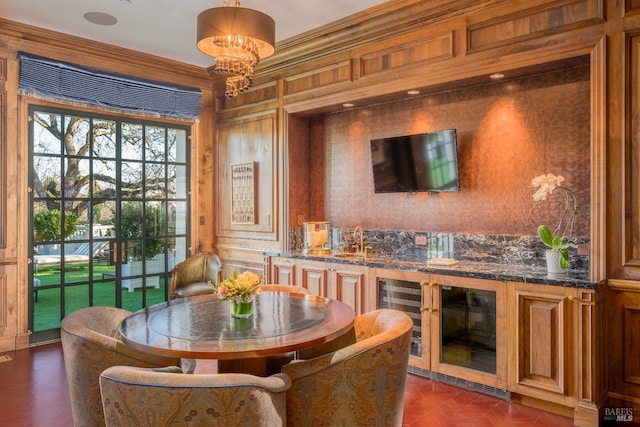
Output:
[0, 342, 577, 426]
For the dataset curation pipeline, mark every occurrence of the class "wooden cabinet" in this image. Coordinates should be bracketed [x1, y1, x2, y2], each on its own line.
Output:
[268, 256, 600, 425]
[297, 259, 329, 297]
[268, 256, 296, 286]
[508, 282, 579, 407]
[267, 256, 370, 314]
[327, 262, 369, 315]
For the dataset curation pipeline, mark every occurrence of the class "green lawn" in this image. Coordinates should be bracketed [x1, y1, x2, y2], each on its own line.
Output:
[33, 262, 169, 332]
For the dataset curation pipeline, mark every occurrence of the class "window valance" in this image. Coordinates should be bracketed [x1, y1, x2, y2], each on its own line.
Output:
[18, 53, 202, 120]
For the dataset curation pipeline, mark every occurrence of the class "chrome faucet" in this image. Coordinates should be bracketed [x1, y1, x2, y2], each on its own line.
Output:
[353, 226, 365, 258]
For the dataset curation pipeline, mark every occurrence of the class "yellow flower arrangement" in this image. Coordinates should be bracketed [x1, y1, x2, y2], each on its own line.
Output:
[215, 270, 262, 303]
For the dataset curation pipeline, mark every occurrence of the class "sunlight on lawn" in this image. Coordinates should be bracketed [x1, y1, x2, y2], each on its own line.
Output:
[33, 262, 169, 331]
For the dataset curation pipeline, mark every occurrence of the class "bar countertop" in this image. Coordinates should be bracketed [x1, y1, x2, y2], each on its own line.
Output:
[265, 251, 599, 289]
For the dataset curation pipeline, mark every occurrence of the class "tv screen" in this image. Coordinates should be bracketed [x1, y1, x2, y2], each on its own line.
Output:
[370, 129, 460, 193]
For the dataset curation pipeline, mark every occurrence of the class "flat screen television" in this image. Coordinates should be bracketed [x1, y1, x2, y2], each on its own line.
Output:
[370, 129, 460, 193]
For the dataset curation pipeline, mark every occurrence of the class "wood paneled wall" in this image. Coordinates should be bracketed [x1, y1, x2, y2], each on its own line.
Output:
[2, 0, 640, 419]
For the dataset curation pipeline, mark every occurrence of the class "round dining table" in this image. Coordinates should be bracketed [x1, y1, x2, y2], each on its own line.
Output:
[119, 291, 355, 375]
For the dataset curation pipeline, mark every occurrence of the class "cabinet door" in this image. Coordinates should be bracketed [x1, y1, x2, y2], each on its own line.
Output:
[508, 281, 577, 406]
[297, 259, 328, 297]
[431, 275, 507, 390]
[328, 263, 369, 315]
[269, 257, 295, 286]
[607, 283, 640, 400]
[373, 268, 431, 371]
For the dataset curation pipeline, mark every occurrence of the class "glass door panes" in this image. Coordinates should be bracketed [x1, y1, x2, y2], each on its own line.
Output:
[377, 278, 423, 357]
[440, 286, 497, 374]
[29, 106, 190, 343]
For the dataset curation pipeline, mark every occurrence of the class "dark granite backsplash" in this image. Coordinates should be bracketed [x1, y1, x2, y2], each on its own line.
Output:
[291, 227, 589, 272]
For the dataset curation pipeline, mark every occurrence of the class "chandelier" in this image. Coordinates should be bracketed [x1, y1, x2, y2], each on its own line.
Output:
[196, 1, 275, 98]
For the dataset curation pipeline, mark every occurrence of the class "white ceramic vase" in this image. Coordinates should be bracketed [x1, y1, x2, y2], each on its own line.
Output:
[545, 250, 566, 274]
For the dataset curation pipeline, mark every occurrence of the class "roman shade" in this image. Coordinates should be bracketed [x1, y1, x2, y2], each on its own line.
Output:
[18, 52, 202, 120]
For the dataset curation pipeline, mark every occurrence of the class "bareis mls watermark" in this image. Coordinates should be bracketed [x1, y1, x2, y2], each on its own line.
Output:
[604, 407, 634, 422]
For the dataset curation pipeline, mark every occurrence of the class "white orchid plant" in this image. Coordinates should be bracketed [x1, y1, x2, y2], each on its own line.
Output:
[530, 174, 577, 269]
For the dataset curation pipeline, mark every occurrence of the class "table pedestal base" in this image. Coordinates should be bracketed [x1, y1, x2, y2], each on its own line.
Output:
[218, 358, 268, 376]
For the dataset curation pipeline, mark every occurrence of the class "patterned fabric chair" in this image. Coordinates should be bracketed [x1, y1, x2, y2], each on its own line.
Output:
[170, 252, 221, 299]
[260, 284, 312, 294]
[99, 365, 291, 427]
[61, 306, 182, 427]
[283, 309, 413, 427]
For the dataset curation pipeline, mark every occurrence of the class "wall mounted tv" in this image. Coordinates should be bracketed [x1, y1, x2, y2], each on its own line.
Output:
[370, 129, 460, 193]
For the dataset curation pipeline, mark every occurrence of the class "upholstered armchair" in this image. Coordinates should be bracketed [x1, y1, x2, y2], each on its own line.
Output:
[169, 252, 221, 299]
[283, 309, 413, 427]
[61, 306, 182, 427]
[99, 365, 291, 427]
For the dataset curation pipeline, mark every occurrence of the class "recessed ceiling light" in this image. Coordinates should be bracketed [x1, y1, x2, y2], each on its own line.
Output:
[84, 12, 118, 26]
[342, 103, 354, 108]
[407, 90, 420, 95]
[489, 73, 505, 80]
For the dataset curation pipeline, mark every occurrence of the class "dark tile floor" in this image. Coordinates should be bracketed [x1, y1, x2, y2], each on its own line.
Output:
[0, 342, 579, 426]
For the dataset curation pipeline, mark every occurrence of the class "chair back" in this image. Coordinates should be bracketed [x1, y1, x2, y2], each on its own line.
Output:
[283, 309, 413, 427]
[170, 252, 221, 299]
[260, 284, 312, 294]
[100, 365, 291, 427]
[61, 306, 180, 427]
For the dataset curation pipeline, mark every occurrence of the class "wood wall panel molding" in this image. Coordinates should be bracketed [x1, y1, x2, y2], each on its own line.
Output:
[467, 0, 602, 53]
[0, 58, 6, 81]
[627, 36, 640, 275]
[627, 0, 640, 13]
[0, 273, 5, 327]
[608, 286, 640, 399]
[219, 81, 278, 112]
[259, 0, 495, 74]
[0, 55, 5, 250]
[283, 61, 352, 96]
[216, 111, 278, 240]
[623, 305, 640, 385]
[608, 279, 640, 291]
[0, 90, 5, 249]
[577, 291, 595, 402]
[359, 33, 454, 78]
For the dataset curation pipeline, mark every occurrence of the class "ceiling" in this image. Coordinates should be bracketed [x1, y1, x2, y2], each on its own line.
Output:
[0, 0, 390, 68]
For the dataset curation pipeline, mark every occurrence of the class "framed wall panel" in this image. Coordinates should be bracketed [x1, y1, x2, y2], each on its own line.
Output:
[0, 57, 5, 248]
[230, 161, 256, 225]
[0, 273, 5, 327]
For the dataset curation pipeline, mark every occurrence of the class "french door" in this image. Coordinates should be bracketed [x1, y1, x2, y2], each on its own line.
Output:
[28, 105, 190, 343]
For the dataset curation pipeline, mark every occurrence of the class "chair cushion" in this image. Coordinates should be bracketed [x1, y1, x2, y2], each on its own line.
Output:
[173, 281, 216, 298]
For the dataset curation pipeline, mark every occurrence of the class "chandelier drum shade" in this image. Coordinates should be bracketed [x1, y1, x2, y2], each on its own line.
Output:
[196, 2, 275, 98]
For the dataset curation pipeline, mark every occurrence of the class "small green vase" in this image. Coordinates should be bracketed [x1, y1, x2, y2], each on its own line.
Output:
[230, 298, 254, 318]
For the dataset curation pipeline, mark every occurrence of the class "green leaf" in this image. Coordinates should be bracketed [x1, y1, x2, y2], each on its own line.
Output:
[551, 236, 564, 247]
[560, 249, 570, 269]
[537, 225, 555, 247]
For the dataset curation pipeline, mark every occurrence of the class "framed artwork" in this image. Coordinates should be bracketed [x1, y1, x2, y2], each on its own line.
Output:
[230, 161, 256, 224]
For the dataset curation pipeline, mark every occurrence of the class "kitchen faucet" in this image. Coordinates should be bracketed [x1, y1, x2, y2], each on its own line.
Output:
[353, 226, 366, 258]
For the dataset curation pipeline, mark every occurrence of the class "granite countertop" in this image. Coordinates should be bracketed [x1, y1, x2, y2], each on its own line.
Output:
[266, 251, 597, 289]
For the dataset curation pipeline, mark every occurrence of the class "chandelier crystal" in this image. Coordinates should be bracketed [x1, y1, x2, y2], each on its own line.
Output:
[196, 1, 275, 98]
